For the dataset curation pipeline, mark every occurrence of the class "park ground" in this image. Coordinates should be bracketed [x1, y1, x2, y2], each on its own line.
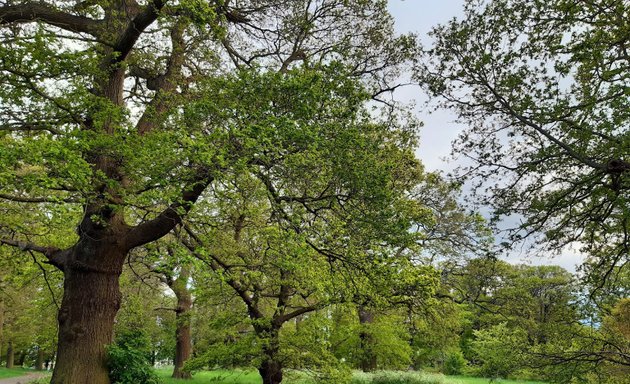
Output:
[154, 368, 547, 384]
[0, 367, 548, 384]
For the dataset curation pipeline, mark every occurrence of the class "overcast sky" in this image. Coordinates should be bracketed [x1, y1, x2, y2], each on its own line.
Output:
[386, 0, 465, 173]
[386, 1, 585, 272]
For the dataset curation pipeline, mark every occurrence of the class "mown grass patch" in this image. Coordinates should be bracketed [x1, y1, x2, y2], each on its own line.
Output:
[155, 368, 262, 384]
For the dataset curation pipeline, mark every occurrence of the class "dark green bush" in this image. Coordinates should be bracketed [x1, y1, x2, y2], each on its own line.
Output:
[107, 329, 162, 384]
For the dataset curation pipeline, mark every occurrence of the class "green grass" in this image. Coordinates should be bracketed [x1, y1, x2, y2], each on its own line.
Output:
[0, 367, 32, 379]
[155, 368, 547, 384]
[156, 368, 262, 384]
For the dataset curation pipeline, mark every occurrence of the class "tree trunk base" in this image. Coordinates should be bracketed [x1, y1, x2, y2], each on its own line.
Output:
[259, 359, 283, 384]
[50, 245, 126, 384]
[172, 369, 192, 379]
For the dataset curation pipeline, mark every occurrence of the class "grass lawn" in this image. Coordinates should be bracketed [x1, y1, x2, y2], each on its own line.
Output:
[156, 368, 547, 384]
[0, 367, 32, 379]
[156, 368, 262, 384]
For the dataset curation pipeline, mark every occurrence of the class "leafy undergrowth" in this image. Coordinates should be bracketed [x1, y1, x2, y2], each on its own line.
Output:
[155, 368, 547, 384]
[351, 371, 445, 384]
[444, 376, 546, 384]
[352, 372, 547, 384]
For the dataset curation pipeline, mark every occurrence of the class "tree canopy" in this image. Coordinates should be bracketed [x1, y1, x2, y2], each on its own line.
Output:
[420, 0, 630, 288]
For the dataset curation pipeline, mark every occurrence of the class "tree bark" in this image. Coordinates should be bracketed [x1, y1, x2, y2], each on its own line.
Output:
[50, 240, 127, 384]
[358, 305, 377, 372]
[171, 267, 193, 379]
[257, 327, 283, 384]
[5, 340, 13, 369]
[36, 347, 45, 371]
[259, 358, 283, 384]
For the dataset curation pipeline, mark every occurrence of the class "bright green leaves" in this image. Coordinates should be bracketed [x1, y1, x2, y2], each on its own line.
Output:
[176, 0, 220, 26]
[470, 323, 528, 379]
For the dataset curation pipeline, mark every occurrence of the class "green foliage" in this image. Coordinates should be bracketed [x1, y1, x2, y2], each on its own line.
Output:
[361, 316, 414, 370]
[0, 0, 419, 381]
[107, 330, 162, 384]
[470, 323, 527, 379]
[329, 307, 415, 371]
[408, 301, 464, 370]
[421, 0, 630, 288]
[443, 351, 466, 376]
[115, 267, 177, 365]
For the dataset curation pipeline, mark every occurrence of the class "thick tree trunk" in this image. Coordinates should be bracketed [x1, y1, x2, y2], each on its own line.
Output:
[257, 328, 283, 384]
[259, 358, 283, 384]
[51, 241, 126, 384]
[5, 341, 13, 369]
[172, 317, 193, 379]
[36, 348, 45, 371]
[358, 306, 377, 372]
[171, 267, 193, 379]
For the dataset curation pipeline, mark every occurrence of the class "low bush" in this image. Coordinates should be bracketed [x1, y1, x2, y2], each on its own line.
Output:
[107, 329, 162, 384]
[443, 350, 466, 375]
[351, 370, 445, 384]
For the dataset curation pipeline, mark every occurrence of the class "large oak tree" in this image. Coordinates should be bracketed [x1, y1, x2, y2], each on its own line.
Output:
[0, 1, 417, 382]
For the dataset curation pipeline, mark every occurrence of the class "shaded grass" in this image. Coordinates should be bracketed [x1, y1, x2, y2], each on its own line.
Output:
[0, 367, 31, 379]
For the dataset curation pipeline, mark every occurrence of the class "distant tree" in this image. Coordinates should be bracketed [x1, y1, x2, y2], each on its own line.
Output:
[114, 262, 177, 370]
[0, 248, 60, 369]
[420, 0, 630, 288]
[534, 297, 630, 383]
[128, 245, 196, 379]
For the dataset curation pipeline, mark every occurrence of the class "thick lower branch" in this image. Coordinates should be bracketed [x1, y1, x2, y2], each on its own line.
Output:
[0, 2, 103, 35]
[125, 176, 213, 249]
[0, 238, 67, 270]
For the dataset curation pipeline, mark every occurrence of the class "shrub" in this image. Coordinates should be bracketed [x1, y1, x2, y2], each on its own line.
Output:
[107, 329, 162, 384]
[351, 371, 444, 384]
[470, 323, 527, 379]
[443, 350, 466, 375]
